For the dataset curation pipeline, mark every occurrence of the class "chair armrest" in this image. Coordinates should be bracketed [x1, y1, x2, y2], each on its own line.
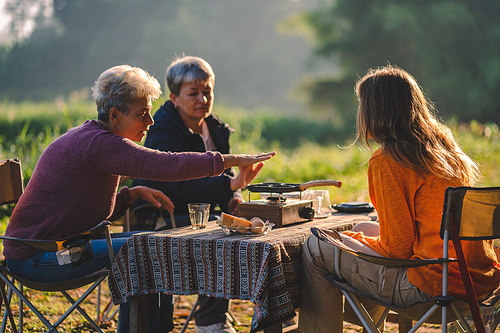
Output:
[1, 221, 112, 252]
[62, 221, 111, 248]
[0, 235, 60, 252]
[311, 227, 453, 268]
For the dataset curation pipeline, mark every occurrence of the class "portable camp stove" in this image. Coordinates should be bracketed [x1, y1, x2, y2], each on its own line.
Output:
[235, 180, 342, 228]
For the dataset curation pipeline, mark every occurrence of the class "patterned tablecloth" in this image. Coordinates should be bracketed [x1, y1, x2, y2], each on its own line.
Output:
[108, 211, 377, 332]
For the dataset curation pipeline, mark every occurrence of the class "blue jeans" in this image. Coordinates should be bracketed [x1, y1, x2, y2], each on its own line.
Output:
[6, 231, 174, 333]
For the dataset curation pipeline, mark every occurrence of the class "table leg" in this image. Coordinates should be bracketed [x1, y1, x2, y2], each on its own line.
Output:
[264, 323, 283, 333]
[130, 294, 149, 333]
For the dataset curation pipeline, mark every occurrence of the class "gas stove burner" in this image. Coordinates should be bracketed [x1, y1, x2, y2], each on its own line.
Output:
[266, 196, 287, 204]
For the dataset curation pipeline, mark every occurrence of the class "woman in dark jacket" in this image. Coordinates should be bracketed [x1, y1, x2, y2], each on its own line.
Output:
[133, 56, 265, 333]
[135, 99, 240, 218]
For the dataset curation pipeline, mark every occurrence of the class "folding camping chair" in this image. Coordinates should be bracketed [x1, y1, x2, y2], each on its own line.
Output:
[0, 158, 115, 333]
[311, 186, 500, 333]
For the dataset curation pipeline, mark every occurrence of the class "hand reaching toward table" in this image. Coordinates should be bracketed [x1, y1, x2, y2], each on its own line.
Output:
[129, 186, 175, 213]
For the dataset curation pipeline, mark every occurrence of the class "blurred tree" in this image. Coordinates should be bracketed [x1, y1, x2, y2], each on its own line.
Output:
[0, 0, 180, 100]
[300, 0, 500, 124]
[0, 0, 323, 114]
[4, 0, 45, 41]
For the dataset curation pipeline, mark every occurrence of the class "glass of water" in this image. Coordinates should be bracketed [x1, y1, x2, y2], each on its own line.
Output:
[188, 203, 211, 229]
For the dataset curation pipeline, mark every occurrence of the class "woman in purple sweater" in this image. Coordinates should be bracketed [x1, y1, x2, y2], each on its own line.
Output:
[3, 65, 274, 332]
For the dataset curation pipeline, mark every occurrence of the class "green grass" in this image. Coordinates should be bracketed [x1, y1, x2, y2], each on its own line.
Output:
[2, 98, 500, 256]
[1, 99, 500, 214]
[1, 99, 500, 330]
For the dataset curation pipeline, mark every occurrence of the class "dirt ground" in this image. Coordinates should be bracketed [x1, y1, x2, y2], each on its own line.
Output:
[0, 289, 484, 332]
[170, 295, 445, 333]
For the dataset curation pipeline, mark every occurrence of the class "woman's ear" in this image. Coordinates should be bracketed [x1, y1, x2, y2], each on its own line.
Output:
[169, 93, 178, 107]
[108, 107, 120, 123]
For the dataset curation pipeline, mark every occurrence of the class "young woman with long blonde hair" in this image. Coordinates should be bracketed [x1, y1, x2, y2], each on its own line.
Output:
[298, 65, 500, 333]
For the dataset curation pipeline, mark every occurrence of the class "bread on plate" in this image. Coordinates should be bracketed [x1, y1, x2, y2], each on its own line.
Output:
[220, 212, 252, 232]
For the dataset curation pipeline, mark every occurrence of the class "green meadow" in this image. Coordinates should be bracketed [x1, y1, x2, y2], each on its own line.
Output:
[2, 97, 500, 247]
[1, 97, 499, 207]
[1, 98, 500, 331]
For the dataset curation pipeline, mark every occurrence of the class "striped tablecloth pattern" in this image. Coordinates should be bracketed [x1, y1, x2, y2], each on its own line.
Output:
[108, 211, 377, 332]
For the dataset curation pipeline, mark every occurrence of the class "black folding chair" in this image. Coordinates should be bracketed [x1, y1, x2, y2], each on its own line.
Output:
[312, 186, 500, 333]
[0, 159, 115, 333]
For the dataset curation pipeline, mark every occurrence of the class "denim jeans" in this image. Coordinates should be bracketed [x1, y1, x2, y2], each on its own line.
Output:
[6, 231, 174, 333]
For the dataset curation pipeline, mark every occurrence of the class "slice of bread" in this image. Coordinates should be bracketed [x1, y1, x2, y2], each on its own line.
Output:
[220, 212, 234, 227]
[231, 216, 252, 231]
[220, 213, 252, 232]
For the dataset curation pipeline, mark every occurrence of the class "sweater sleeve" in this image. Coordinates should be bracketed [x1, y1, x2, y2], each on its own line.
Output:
[86, 131, 225, 182]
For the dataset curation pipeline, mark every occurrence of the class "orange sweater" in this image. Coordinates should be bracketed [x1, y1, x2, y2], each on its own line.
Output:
[344, 149, 500, 299]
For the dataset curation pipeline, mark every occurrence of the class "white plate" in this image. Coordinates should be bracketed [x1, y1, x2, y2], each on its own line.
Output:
[216, 218, 274, 236]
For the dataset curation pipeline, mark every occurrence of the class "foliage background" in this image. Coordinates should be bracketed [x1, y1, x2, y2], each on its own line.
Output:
[2, 0, 500, 128]
[298, 0, 500, 125]
[0, 0, 332, 113]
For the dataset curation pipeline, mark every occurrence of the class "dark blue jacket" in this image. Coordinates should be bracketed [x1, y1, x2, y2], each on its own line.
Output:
[133, 101, 240, 216]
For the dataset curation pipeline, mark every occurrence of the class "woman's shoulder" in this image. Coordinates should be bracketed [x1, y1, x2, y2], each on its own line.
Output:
[368, 148, 386, 164]
[369, 148, 422, 179]
[206, 114, 234, 133]
[151, 101, 184, 129]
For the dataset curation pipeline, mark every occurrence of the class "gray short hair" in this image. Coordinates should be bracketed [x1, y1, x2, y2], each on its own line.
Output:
[92, 65, 162, 121]
[166, 56, 215, 96]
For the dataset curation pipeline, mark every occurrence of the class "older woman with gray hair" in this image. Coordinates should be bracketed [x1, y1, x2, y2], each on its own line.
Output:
[133, 56, 265, 333]
[3, 64, 275, 332]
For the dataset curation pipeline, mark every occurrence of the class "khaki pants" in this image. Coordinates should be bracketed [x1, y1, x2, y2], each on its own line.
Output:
[297, 234, 431, 333]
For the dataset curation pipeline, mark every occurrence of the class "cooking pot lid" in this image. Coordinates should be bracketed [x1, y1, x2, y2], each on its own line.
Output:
[246, 182, 303, 194]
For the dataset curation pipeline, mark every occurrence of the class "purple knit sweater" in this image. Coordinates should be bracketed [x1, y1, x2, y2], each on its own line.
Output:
[4, 120, 224, 260]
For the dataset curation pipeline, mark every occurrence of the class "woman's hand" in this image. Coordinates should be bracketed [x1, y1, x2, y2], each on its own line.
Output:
[228, 197, 243, 215]
[230, 162, 265, 191]
[129, 186, 175, 213]
[222, 152, 276, 169]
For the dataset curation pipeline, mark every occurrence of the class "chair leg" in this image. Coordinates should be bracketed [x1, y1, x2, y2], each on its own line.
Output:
[491, 311, 500, 332]
[1, 274, 106, 333]
[180, 299, 200, 333]
[104, 305, 119, 323]
[96, 283, 101, 324]
[450, 302, 474, 333]
[61, 290, 105, 332]
[1, 278, 18, 333]
[18, 282, 23, 333]
[0, 275, 54, 330]
[342, 291, 381, 333]
[56, 276, 107, 333]
[98, 276, 120, 324]
[100, 299, 116, 323]
[452, 320, 467, 333]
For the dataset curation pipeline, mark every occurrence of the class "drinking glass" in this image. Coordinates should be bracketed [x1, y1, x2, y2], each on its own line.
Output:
[188, 203, 210, 229]
[302, 190, 332, 217]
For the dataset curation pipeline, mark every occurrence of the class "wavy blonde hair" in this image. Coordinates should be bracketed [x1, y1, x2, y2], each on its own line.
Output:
[355, 65, 480, 185]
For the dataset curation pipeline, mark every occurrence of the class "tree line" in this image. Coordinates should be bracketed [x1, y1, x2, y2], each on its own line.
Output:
[1, 0, 499, 126]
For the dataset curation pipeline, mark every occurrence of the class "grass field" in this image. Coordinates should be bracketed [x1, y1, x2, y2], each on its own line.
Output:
[1, 98, 500, 331]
